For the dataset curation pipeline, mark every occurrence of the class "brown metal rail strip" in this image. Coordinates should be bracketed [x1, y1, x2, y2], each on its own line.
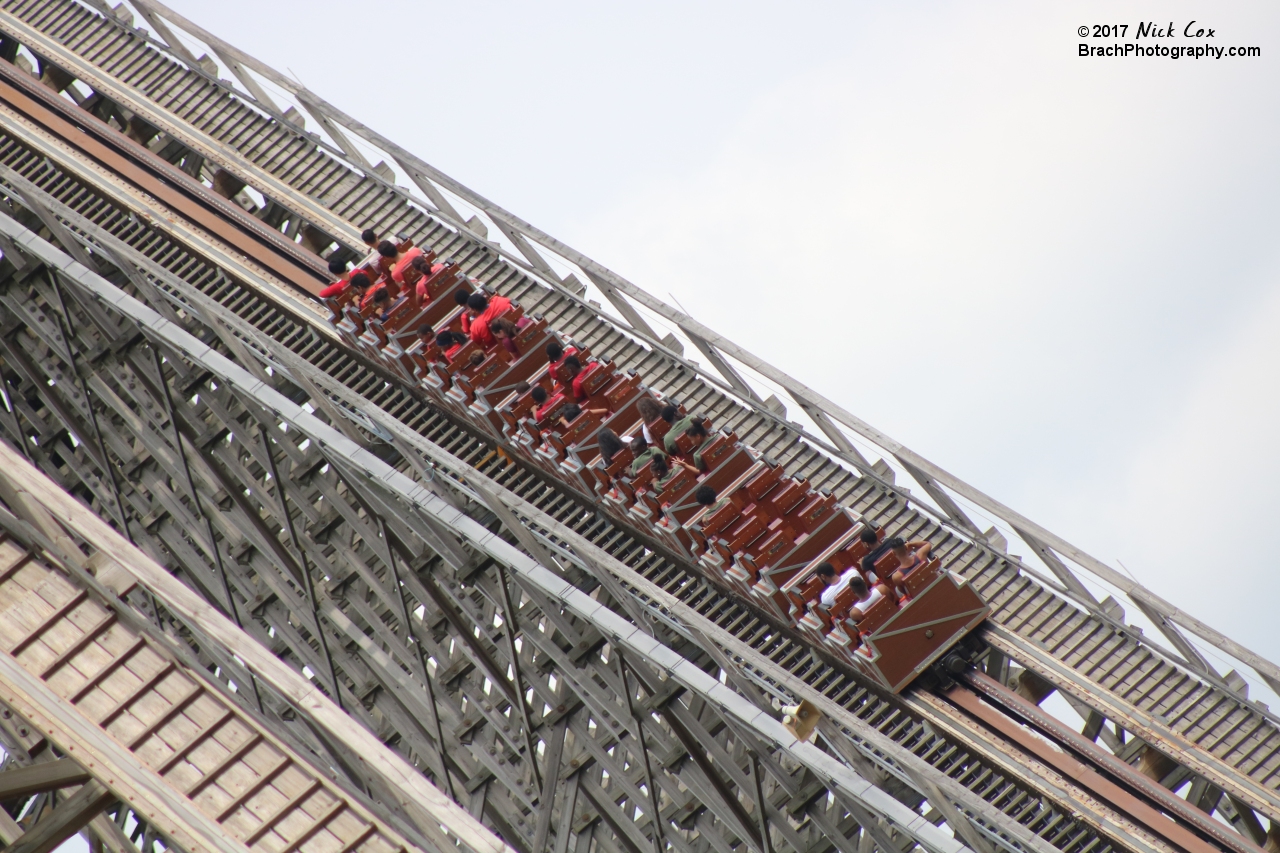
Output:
[0, 58, 325, 295]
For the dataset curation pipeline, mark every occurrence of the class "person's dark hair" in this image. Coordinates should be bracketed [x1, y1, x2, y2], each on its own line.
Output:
[650, 454, 670, 479]
[436, 331, 457, 349]
[861, 536, 898, 573]
[886, 537, 906, 550]
[694, 485, 717, 506]
[467, 292, 489, 312]
[859, 527, 879, 545]
[848, 575, 869, 598]
[350, 272, 371, 290]
[372, 287, 389, 304]
[468, 351, 486, 367]
[562, 355, 581, 376]
[491, 318, 517, 338]
[531, 386, 548, 405]
[546, 341, 564, 363]
[815, 562, 836, 579]
[328, 256, 347, 276]
[377, 240, 398, 259]
[597, 429, 624, 466]
[418, 324, 435, 339]
[410, 254, 432, 272]
[660, 404, 678, 423]
[454, 289, 471, 307]
[514, 381, 530, 395]
[630, 435, 648, 454]
[561, 403, 581, 422]
[637, 397, 661, 422]
[685, 420, 708, 439]
[361, 228, 377, 245]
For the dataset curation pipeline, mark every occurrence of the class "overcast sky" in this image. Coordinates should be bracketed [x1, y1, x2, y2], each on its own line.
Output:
[155, 1, 1280, 693]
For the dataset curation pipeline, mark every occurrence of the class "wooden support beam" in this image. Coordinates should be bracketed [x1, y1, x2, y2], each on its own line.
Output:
[797, 403, 871, 468]
[296, 93, 373, 171]
[0, 758, 90, 800]
[896, 457, 981, 537]
[210, 48, 280, 112]
[129, 3, 201, 67]
[1131, 597, 1220, 682]
[392, 158, 463, 221]
[680, 328, 760, 403]
[583, 270, 659, 339]
[5, 781, 115, 853]
[1013, 527, 1099, 607]
[491, 217, 565, 285]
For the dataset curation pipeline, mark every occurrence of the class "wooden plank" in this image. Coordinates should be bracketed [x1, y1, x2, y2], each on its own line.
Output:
[0, 758, 90, 799]
[4, 780, 115, 853]
[0, 539, 500, 853]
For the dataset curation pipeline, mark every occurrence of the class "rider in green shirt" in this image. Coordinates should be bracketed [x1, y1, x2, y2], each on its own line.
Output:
[629, 435, 666, 476]
[660, 402, 697, 454]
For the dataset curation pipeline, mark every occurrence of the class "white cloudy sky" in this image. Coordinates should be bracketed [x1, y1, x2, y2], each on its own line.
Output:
[155, 1, 1280, 686]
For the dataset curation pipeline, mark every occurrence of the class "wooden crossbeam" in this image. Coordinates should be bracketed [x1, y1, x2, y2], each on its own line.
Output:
[0, 758, 90, 801]
[4, 781, 115, 853]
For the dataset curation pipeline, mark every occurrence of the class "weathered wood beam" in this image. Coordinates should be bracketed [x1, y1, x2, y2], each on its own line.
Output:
[0, 758, 90, 800]
[5, 781, 115, 853]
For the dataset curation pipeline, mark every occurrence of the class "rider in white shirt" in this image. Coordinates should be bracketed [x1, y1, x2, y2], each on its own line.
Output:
[820, 566, 862, 608]
[844, 575, 884, 621]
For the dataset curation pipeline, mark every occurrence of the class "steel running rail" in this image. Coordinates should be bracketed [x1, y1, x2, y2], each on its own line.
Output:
[11, 0, 1278, 705]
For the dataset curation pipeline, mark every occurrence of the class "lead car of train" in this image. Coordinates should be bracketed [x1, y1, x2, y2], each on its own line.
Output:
[326, 241, 990, 694]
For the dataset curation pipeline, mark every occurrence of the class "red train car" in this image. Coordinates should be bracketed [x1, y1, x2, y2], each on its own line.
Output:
[323, 263, 990, 694]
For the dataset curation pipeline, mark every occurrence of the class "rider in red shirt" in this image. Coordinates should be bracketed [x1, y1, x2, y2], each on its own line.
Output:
[436, 330, 467, 360]
[450, 290, 472, 336]
[390, 245, 424, 286]
[359, 276, 387, 311]
[561, 355, 590, 403]
[412, 256, 446, 300]
[466, 292, 513, 348]
[318, 256, 353, 298]
[545, 340, 578, 373]
[531, 385, 560, 421]
[338, 272, 372, 308]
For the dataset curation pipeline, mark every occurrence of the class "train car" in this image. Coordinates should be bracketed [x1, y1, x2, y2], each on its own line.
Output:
[321, 255, 990, 693]
[826, 563, 988, 693]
